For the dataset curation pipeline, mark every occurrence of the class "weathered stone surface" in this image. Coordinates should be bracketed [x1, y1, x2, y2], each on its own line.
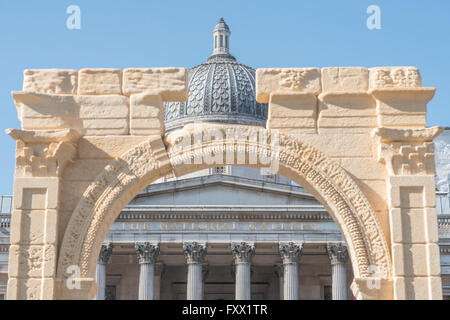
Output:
[122, 68, 188, 101]
[77, 136, 149, 159]
[267, 93, 317, 132]
[369, 67, 422, 89]
[394, 276, 442, 300]
[130, 93, 164, 136]
[23, 69, 78, 94]
[12, 92, 129, 135]
[392, 243, 440, 277]
[78, 69, 122, 95]
[256, 68, 321, 103]
[321, 67, 369, 92]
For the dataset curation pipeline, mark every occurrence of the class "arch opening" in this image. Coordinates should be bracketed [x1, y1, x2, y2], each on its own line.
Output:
[56, 125, 392, 299]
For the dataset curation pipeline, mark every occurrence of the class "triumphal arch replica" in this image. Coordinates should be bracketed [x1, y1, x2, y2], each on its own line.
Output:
[5, 19, 443, 300]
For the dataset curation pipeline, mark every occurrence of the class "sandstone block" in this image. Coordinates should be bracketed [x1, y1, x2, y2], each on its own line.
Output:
[291, 133, 373, 158]
[9, 244, 56, 278]
[392, 243, 440, 277]
[78, 69, 122, 95]
[130, 93, 164, 136]
[63, 159, 111, 181]
[10, 209, 57, 245]
[267, 93, 317, 132]
[256, 68, 321, 103]
[77, 136, 149, 159]
[390, 208, 439, 244]
[371, 88, 434, 128]
[13, 92, 130, 134]
[321, 67, 368, 92]
[369, 67, 422, 89]
[7, 277, 56, 300]
[77, 95, 129, 119]
[394, 276, 442, 300]
[13, 178, 60, 210]
[122, 67, 188, 101]
[23, 69, 78, 94]
[388, 176, 436, 208]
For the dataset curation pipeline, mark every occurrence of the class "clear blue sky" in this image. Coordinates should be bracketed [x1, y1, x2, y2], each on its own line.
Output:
[0, 0, 449, 195]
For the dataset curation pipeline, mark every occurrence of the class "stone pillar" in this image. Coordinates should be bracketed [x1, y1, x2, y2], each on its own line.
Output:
[373, 124, 443, 299]
[95, 243, 113, 300]
[135, 242, 159, 300]
[183, 242, 207, 300]
[153, 263, 165, 300]
[6, 128, 80, 300]
[231, 242, 255, 300]
[279, 242, 303, 300]
[326, 242, 348, 300]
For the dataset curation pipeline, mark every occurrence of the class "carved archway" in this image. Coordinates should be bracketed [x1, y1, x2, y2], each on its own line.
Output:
[56, 125, 392, 299]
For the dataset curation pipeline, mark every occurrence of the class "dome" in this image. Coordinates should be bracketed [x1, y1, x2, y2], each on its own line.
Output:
[164, 18, 268, 132]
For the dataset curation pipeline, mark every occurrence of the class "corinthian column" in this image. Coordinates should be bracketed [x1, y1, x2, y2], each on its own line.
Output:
[135, 242, 159, 300]
[326, 242, 348, 300]
[183, 242, 207, 300]
[279, 242, 303, 300]
[231, 242, 255, 300]
[95, 243, 113, 300]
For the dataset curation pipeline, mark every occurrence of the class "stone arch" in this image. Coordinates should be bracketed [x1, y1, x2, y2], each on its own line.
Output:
[56, 125, 392, 298]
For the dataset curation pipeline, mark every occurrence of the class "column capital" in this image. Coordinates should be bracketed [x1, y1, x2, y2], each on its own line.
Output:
[231, 242, 255, 264]
[279, 242, 304, 264]
[98, 243, 113, 265]
[135, 242, 159, 264]
[183, 242, 207, 264]
[326, 242, 348, 265]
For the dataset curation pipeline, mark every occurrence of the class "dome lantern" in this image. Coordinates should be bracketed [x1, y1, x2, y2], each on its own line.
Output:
[212, 17, 231, 57]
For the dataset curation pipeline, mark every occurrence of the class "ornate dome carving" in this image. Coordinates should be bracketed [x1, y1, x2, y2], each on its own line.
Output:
[164, 18, 267, 131]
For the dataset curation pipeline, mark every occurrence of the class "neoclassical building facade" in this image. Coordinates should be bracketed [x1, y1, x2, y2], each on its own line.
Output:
[2, 18, 448, 300]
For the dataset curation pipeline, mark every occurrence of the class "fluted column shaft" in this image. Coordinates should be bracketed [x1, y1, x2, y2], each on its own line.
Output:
[184, 242, 207, 300]
[279, 242, 303, 300]
[326, 242, 348, 300]
[232, 242, 255, 300]
[95, 243, 113, 300]
[136, 242, 159, 300]
[187, 263, 203, 299]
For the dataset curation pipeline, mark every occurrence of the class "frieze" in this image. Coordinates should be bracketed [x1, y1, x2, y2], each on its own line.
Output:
[113, 221, 327, 233]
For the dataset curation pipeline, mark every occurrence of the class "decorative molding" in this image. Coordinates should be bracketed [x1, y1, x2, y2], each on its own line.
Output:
[117, 211, 332, 221]
[279, 242, 303, 264]
[369, 67, 421, 89]
[98, 243, 113, 265]
[373, 127, 443, 176]
[6, 128, 80, 143]
[135, 242, 159, 264]
[280, 69, 320, 91]
[326, 242, 349, 265]
[6, 129, 80, 177]
[231, 242, 255, 264]
[183, 242, 207, 264]
[372, 127, 443, 143]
